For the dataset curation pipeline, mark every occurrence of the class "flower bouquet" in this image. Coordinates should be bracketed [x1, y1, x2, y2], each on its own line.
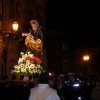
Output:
[11, 51, 45, 76]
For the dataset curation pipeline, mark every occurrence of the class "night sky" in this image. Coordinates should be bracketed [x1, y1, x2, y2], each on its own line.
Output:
[44, 0, 100, 73]
[45, 0, 100, 48]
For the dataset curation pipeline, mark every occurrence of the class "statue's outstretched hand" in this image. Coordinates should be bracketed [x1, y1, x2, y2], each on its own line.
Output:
[22, 32, 30, 36]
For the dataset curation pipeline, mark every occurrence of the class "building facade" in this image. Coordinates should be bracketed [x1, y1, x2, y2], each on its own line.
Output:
[0, 0, 47, 78]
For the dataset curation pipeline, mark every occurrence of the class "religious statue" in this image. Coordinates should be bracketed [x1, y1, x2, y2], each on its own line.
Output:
[22, 19, 43, 57]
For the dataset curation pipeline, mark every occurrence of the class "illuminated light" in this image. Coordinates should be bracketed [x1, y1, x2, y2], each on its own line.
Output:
[73, 83, 80, 87]
[78, 96, 82, 100]
[12, 21, 19, 32]
[83, 55, 90, 61]
[49, 72, 52, 76]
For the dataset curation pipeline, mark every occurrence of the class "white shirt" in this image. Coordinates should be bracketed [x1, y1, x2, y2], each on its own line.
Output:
[29, 84, 60, 100]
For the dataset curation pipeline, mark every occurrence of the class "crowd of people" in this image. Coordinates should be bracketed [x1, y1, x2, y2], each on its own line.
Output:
[0, 72, 100, 100]
[28, 72, 100, 100]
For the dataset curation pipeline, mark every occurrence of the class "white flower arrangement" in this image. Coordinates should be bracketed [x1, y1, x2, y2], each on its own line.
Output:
[11, 51, 45, 76]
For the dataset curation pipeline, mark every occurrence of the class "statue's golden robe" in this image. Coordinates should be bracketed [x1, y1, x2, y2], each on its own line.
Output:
[25, 35, 43, 53]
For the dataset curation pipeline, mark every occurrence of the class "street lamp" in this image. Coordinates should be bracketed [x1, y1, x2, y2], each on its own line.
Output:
[83, 55, 90, 62]
[12, 21, 19, 32]
[82, 54, 91, 78]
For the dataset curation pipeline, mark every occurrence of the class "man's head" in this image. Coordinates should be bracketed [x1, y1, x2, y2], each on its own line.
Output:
[33, 75, 40, 86]
[39, 72, 49, 84]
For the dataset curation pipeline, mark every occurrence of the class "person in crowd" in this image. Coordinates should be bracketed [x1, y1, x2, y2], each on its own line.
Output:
[28, 72, 60, 100]
[28, 75, 40, 91]
[56, 74, 66, 100]
[33, 75, 40, 87]
[48, 77, 56, 89]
